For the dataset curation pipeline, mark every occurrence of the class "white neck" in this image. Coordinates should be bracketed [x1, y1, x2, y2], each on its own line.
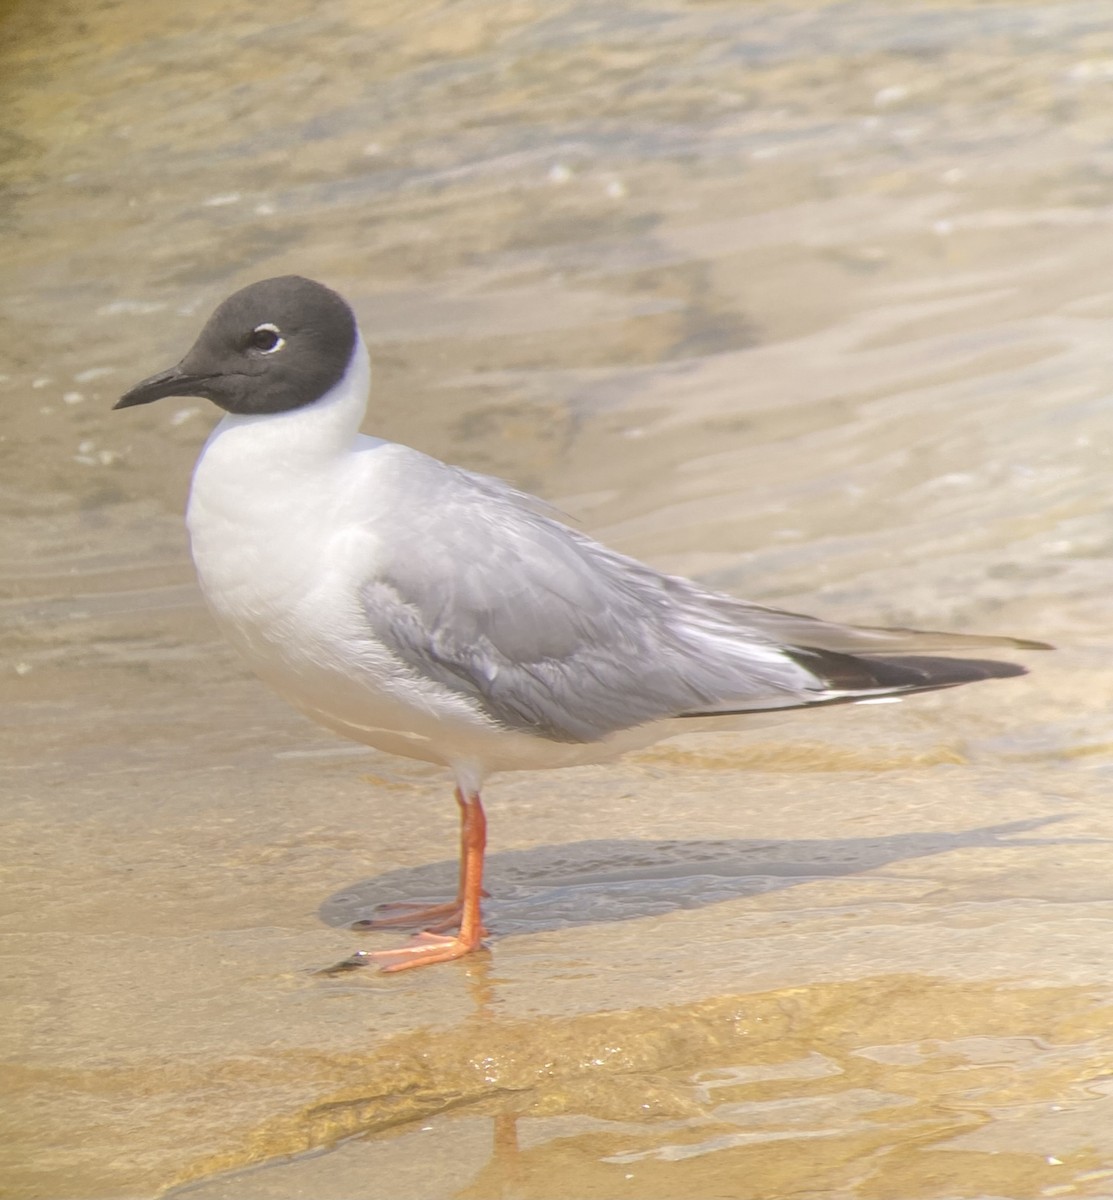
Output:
[198, 334, 372, 472]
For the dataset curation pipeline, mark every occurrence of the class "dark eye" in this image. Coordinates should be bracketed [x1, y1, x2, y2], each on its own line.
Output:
[249, 323, 284, 353]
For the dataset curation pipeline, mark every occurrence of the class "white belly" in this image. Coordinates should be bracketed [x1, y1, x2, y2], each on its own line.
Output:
[184, 422, 648, 780]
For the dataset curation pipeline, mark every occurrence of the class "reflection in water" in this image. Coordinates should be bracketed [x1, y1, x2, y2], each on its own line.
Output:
[5, 0, 1113, 1197]
[172, 976, 1113, 1200]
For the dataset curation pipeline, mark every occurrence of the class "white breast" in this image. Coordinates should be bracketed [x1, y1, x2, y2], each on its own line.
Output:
[183, 344, 523, 773]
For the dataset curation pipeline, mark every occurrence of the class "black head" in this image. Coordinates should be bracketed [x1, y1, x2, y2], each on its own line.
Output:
[114, 276, 358, 415]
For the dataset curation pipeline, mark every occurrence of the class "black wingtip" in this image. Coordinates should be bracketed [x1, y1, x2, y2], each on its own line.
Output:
[792, 648, 1033, 691]
[862, 654, 1029, 685]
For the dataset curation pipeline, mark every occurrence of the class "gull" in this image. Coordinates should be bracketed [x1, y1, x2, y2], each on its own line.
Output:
[115, 276, 1045, 970]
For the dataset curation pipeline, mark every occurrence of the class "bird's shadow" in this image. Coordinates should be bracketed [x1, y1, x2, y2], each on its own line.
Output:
[319, 815, 1094, 938]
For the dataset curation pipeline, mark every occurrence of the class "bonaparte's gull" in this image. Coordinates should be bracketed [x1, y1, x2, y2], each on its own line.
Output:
[116, 276, 1045, 970]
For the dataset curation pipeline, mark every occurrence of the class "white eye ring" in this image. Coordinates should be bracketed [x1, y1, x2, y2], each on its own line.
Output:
[251, 323, 285, 354]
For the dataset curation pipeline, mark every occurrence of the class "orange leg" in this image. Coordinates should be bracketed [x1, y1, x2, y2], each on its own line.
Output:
[355, 790, 482, 933]
[366, 788, 489, 972]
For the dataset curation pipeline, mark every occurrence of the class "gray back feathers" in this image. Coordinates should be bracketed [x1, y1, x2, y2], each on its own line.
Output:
[360, 455, 1035, 744]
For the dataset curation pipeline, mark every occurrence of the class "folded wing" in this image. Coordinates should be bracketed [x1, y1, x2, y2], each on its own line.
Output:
[360, 458, 1044, 744]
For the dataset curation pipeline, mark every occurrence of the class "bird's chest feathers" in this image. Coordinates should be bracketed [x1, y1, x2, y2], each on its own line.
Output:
[185, 441, 379, 668]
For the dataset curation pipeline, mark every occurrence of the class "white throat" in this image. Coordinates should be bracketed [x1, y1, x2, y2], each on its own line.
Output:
[184, 330, 384, 677]
[195, 333, 372, 476]
[185, 332, 376, 608]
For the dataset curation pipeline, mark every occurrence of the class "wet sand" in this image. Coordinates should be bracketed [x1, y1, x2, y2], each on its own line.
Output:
[4, 1, 1113, 1196]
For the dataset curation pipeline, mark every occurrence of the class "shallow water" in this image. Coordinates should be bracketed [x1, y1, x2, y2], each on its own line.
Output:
[4, 1, 1113, 1197]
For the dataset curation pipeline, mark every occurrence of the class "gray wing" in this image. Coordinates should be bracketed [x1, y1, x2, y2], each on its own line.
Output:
[361, 457, 1041, 744]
